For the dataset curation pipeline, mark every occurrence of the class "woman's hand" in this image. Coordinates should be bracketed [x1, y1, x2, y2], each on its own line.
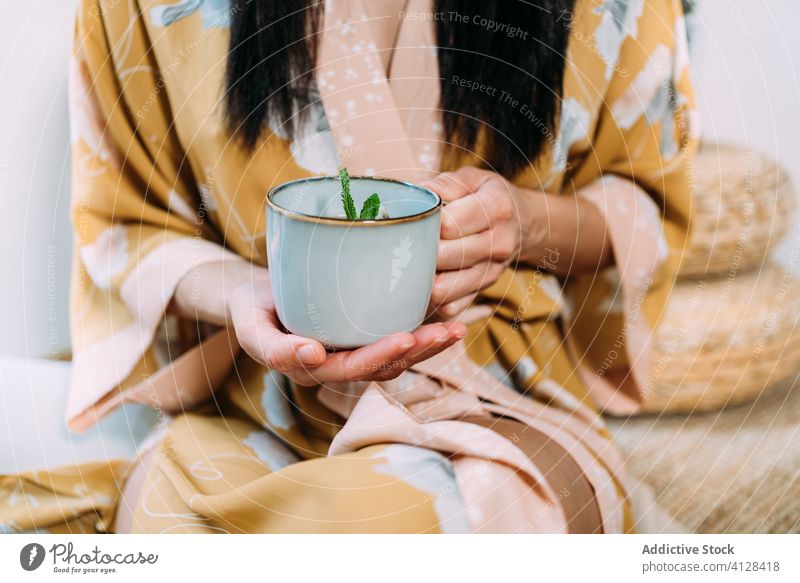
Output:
[422, 167, 534, 318]
[422, 166, 615, 319]
[174, 261, 467, 386]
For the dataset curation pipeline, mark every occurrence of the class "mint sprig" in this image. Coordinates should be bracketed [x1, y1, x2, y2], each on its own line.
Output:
[339, 167, 384, 220]
[359, 193, 381, 220]
[339, 168, 357, 220]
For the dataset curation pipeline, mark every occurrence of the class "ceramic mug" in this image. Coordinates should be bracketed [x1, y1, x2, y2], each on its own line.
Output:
[266, 175, 442, 349]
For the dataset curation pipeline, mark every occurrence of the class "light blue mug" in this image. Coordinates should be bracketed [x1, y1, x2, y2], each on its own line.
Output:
[266, 176, 442, 349]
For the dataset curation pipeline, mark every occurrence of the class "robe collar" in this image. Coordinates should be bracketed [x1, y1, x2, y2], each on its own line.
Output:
[316, 0, 441, 182]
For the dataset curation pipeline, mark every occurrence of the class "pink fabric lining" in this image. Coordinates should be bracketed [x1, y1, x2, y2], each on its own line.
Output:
[568, 175, 667, 414]
[67, 238, 246, 430]
[322, 333, 630, 533]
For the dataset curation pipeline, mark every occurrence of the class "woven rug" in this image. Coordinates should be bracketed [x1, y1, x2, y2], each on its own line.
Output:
[607, 372, 800, 533]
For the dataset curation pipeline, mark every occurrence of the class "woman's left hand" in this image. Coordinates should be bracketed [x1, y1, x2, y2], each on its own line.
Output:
[422, 166, 535, 319]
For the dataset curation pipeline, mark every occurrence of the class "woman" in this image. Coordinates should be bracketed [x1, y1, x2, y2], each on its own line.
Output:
[1, 0, 694, 533]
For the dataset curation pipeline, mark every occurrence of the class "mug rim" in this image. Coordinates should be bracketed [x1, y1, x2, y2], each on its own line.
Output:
[266, 175, 442, 226]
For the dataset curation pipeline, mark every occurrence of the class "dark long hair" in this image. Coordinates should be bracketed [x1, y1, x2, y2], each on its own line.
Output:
[225, 0, 575, 177]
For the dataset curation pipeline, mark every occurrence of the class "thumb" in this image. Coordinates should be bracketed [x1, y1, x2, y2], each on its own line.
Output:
[421, 167, 493, 203]
[232, 295, 327, 372]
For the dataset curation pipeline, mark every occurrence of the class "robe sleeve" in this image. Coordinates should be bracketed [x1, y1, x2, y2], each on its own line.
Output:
[67, 0, 245, 431]
[565, 0, 698, 414]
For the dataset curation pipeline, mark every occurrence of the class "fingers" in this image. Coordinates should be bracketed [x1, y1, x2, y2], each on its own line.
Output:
[289, 332, 417, 386]
[431, 262, 505, 306]
[236, 316, 327, 371]
[366, 322, 467, 382]
[288, 322, 468, 385]
[400, 321, 466, 363]
[438, 232, 489, 270]
[438, 228, 518, 270]
[230, 291, 327, 371]
[433, 293, 478, 320]
[421, 167, 493, 203]
[440, 184, 515, 240]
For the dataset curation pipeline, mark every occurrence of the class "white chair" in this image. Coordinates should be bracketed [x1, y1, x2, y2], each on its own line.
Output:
[0, 355, 156, 474]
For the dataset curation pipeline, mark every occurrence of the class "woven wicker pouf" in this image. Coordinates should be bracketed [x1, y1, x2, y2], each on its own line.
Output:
[644, 262, 800, 414]
[679, 143, 795, 278]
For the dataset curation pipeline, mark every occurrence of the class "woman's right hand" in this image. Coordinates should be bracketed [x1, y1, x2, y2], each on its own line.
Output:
[175, 261, 466, 386]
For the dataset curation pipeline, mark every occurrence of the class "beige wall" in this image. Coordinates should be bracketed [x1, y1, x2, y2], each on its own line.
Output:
[0, 1, 76, 357]
[690, 1, 800, 269]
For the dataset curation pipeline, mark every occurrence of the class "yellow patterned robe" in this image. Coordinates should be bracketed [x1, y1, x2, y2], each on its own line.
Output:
[0, 0, 695, 533]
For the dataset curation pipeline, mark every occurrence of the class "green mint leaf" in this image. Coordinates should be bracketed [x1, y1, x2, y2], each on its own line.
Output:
[339, 167, 357, 220]
[359, 193, 381, 220]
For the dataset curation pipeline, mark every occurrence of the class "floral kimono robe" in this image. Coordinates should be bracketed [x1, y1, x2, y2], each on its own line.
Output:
[0, 0, 696, 533]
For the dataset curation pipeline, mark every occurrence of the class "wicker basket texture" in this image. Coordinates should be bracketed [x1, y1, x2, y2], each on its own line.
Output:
[645, 262, 800, 413]
[679, 143, 795, 278]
